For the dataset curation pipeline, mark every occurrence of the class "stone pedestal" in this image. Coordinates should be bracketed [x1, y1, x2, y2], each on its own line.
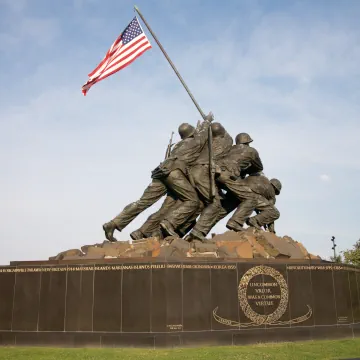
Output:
[0, 256, 359, 347]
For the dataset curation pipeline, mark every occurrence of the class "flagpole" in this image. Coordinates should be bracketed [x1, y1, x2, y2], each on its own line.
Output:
[134, 5, 216, 200]
[134, 5, 206, 120]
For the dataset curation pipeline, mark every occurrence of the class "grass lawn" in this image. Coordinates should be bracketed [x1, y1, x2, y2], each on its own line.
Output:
[0, 339, 360, 360]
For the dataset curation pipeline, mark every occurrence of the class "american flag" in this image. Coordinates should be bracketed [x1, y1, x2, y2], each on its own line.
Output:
[81, 17, 151, 95]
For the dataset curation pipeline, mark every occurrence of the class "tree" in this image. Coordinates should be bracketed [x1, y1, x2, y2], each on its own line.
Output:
[342, 239, 360, 266]
[330, 254, 342, 263]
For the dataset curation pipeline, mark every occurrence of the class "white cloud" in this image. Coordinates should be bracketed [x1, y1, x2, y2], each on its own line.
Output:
[320, 174, 331, 182]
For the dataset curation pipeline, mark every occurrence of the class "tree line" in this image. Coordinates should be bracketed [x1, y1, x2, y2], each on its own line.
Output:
[330, 239, 360, 265]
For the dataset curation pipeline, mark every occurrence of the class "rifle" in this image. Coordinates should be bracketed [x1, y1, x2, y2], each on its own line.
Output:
[208, 125, 216, 201]
[164, 131, 174, 159]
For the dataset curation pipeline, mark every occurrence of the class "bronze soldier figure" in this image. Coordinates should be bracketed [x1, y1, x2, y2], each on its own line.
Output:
[247, 178, 282, 233]
[186, 132, 264, 240]
[226, 175, 280, 232]
[130, 122, 233, 240]
[188, 174, 281, 239]
[151, 114, 214, 237]
[189, 123, 233, 203]
[102, 113, 213, 242]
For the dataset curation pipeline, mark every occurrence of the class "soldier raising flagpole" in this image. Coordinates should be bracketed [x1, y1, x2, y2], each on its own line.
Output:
[82, 6, 216, 200]
[133, 5, 216, 199]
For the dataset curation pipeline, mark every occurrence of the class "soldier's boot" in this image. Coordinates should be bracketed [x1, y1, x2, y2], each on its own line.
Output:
[151, 229, 164, 240]
[183, 234, 192, 242]
[160, 220, 179, 238]
[102, 221, 118, 242]
[247, 217, 262, 230]
[226, 220, 245, 232]
[267, 223, 276, 234]
[130, 230, 145, 240]
[185, 229, 205, 242]
[185, 230, 215, 244]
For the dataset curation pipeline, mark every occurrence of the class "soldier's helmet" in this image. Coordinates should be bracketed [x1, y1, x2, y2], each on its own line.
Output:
[211, 122, 225, 137]
[178, 123, 195, 139]
[235, 132, 253, 144]
[270, 178, 282, 195]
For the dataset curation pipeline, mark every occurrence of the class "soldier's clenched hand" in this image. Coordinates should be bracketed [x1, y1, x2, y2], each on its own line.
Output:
[205, 111, 214, 123]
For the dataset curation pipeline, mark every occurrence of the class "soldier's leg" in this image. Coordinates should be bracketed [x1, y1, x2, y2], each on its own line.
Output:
[189, 192, 240, 239]
[181, 165, 222, 240]
[190, 164, 212, 204]
[177, 200, 205, 237]
[103, 179, 167, 242]
[248, 203, 280, 230]
[216, 193, 241, 223]
[175, 164, 211, 237]
[160, 169, 200, 236]
[222, 179, 257, 232]
[226, 199, 257, 231]
[131, 194, 178, 239]
[132, 193, 204, 239]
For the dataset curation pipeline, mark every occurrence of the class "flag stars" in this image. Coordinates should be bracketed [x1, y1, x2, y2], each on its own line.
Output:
[121, 18, 143, 44]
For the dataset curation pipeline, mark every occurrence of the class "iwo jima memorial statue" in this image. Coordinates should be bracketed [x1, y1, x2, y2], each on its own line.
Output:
[1, 7, 360, 348]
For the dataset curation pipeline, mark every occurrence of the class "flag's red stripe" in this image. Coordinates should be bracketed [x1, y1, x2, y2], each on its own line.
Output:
[92, 45, 151, 84]
[88, 56, 110, 78]
[102, 40, 150, 75]
[82, 45, 151, 94]
[88, 35, 123, 77]
[108, 35, 122, 54]
[88, 50, 113, 77]
[116, 35, 147, 56]
[88, 35, 147, 78]
[96, 35, 146, 75]
[89, 40, 150, 83]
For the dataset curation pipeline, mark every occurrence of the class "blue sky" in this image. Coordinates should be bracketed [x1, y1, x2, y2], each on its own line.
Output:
[1, 0, 360, 264]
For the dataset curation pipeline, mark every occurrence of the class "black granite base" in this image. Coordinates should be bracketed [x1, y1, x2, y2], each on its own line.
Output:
[0, 325, 357, 348]
[0, 258, 359, 348]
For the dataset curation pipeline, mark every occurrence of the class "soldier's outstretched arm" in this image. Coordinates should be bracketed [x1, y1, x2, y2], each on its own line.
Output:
[193, 111, 214, 147]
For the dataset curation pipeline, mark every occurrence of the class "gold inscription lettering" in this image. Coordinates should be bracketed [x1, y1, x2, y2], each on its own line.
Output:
[255, 301, 273, 306]
[254, 288, 271, 294]
[286, 265, 360, 272]
[0, 263, 237, 273]
[166, 324, 183, 330]
[249, 282, 277, 287]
